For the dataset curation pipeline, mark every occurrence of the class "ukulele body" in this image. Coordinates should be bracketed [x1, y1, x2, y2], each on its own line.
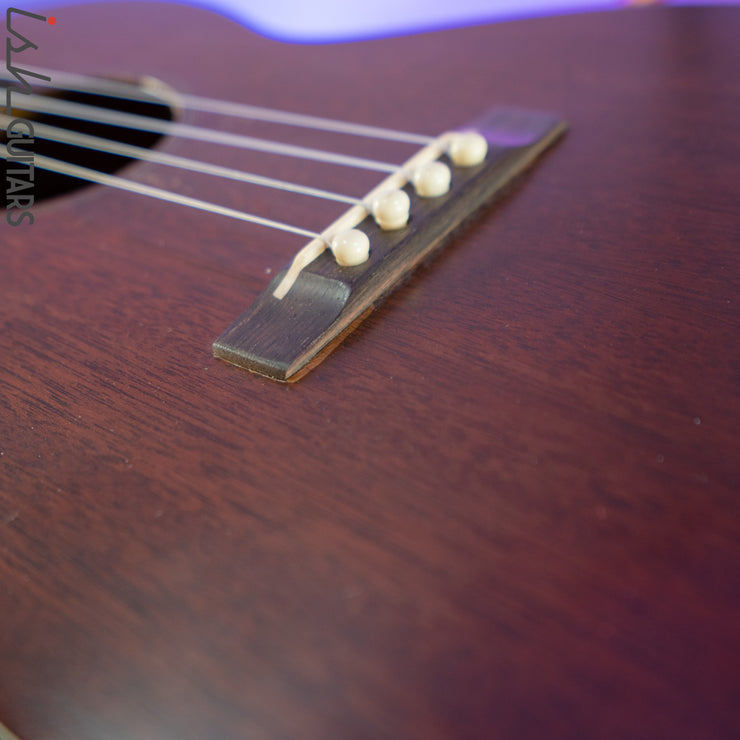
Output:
[1, 4, 739, 740]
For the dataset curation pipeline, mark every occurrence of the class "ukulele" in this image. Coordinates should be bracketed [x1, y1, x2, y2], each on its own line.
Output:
[1, 4, 738, 740]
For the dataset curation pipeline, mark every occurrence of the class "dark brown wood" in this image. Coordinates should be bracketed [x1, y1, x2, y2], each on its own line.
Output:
[1, 4, 739, 740]
[214, 109, 566, 379]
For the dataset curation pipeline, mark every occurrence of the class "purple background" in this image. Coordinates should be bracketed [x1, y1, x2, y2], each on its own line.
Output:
[22, 0, 740, 41]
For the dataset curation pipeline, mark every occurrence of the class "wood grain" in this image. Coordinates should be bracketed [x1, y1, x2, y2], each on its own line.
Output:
[1, 4, 739, 740]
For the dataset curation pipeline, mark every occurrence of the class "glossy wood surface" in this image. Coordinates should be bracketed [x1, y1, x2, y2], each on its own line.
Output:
[1, 4, 739, 739]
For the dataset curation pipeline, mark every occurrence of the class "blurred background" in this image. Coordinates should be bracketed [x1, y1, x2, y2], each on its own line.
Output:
[22, 0, 740, 41]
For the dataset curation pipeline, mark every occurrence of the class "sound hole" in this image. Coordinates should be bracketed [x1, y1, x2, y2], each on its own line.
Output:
[2, 80, 174, 203]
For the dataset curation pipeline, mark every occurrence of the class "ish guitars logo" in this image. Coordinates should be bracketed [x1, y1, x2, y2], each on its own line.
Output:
[5, 8, 56, 226]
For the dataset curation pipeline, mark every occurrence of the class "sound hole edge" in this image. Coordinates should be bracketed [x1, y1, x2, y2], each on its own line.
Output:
[2, 79, 175, 204]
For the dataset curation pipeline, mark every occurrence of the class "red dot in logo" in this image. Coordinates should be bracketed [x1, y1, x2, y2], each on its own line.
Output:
[48, 16, 56, 25]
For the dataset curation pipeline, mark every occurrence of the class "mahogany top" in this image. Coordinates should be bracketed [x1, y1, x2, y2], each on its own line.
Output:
[1, 3, 738, 739]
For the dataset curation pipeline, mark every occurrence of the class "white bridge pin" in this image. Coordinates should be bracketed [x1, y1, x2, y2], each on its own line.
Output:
[371, 189, 411, 230]
[448, 131, 488, 167]
[330, 229, 371, 266]
[413, 160, 451, 197]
